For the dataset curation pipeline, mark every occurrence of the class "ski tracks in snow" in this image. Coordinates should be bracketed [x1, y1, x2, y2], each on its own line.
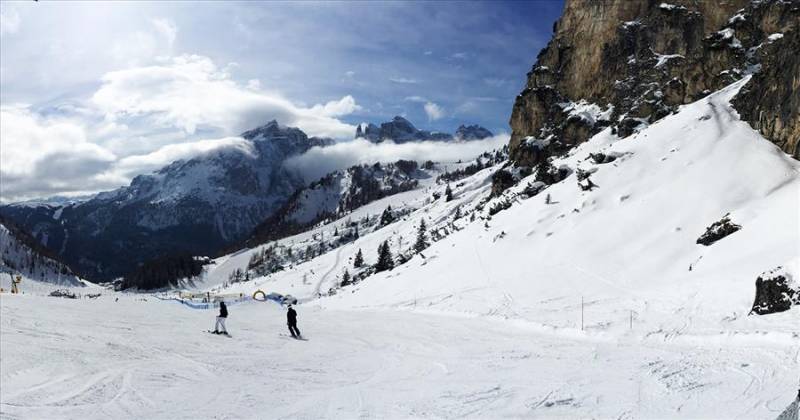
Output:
[310, 245, 344, 301]
[3, 295, 798, 419]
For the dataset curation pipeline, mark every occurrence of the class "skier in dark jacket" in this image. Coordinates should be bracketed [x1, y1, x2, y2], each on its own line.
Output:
[287, 304, 301, 338]
[213, 301, 228, 335]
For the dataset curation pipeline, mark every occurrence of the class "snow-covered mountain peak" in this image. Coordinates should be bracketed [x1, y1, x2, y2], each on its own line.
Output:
[0, 120, 321, 280]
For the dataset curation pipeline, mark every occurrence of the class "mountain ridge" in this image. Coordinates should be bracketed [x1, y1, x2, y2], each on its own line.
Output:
[356, 116, 494, 143]
[1, 116, 494, 282]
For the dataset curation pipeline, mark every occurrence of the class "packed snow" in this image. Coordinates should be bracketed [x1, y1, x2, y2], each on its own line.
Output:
[557, 100, 613, 125]
[768, 33, 785, 42]
[2, 78, 799, 419]
[653, 51, 684, 68]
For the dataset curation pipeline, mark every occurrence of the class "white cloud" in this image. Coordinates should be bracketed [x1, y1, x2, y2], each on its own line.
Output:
[389, 77, 418, 84]
[424, 101, 445, 121]
[455, 97, 498, 116]
[0, 6, 20, 35]
[0, 104, 262, 202]
[345, 71, 355, 78]
[455, 101, 478, 115]
[483, 77, 509, 87]
[1, 54, 362, 201]
[450, 52, 468, 60]
[285, 134, 508, 183]
[150, 17, 178, 48]
[308, 95, 361, 118]
[110, 137, 253, 181]
[0, 106, 118, 201]
[404, 96, 427, 103]
[91, 54, 359, 139]
[110, 18, 178, 67]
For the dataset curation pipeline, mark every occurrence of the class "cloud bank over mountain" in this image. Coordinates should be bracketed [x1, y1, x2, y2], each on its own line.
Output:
[0, 54, 360, 202]
[285, 134, 508, 183]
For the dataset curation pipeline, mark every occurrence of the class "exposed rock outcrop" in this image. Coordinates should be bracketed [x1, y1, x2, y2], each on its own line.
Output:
[750, 266, 799, 315]
[696, 214, 741, 246]
[733, 27, 800, 158]
[509, 0, 800, 167]
[356, 116, 493, 143]
[456, 124, 494, 140]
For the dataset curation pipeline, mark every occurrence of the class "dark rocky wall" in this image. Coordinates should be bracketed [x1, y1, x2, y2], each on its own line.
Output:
[509, 0, 800, 167]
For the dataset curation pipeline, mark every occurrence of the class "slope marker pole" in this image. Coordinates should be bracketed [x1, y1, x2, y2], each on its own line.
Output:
[630, 310, 635, 330]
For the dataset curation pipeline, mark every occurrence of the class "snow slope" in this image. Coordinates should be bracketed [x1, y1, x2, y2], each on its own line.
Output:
[2, 293, 797, 419]
[202, 78, 799, 328]
[320, 78, 800, 325]
[191, 158, 484, 293]
[178, 78, 800, 415]
[0, 222, 84, 289]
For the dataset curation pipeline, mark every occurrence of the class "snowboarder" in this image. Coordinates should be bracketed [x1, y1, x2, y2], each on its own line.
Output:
[287, 304, 301, 338]
[213, 301, 228, 335]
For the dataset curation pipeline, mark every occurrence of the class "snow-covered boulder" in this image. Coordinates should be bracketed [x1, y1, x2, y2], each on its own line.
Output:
[696, 214, 741, 246]
[589, 152, 621, 164]
[750, 266, 798, 315]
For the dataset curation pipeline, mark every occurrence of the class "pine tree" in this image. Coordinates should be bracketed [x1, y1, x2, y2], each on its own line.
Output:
[413, 219, 429, 253]
[341, 268, 351, 286]
[445, 184, 453, 201]
[380, 205, 395, 226]
[333, 227, 339, 236]
[229, 268, 245, 284]
[374, 241, 394, 272]
[454, 206, 462, 220]
[353, 248, 364, 268]
[545, 193, 551, 204]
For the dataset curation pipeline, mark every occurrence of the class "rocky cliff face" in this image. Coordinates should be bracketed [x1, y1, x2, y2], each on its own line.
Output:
[509, 0, 799, 167]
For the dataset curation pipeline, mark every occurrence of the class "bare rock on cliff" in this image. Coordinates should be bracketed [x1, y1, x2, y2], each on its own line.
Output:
[732, 9, 800, 159]
[509, 0, 800, 167]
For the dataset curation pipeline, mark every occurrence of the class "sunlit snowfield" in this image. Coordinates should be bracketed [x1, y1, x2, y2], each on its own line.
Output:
[1, 293, 797, 419]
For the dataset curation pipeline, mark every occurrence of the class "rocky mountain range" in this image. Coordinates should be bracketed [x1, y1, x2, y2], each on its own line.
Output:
[0, 121, 316, 280]
[507, 0, 798, 169]
[355, 116, 493, 143]
[1, 117, 487, 282]
[246, 159, 431, 245]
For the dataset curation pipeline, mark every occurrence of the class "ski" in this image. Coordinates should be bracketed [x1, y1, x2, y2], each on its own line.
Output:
[279, 333, 309, 341]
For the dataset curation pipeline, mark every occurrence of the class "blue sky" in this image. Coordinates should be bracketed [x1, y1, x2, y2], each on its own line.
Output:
[0, 0, 563, 201]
